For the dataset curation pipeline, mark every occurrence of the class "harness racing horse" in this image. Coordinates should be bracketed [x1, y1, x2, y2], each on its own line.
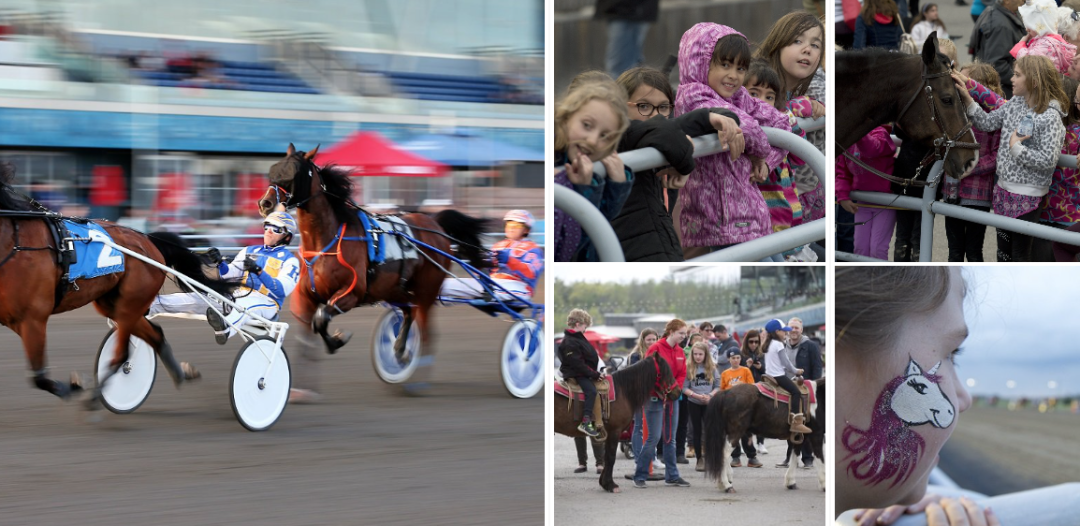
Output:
[702, 377, 826, 493]
[837, 32, 978, 180]
[257, 145, 489, 390]
[0, 163, 237, 409]
[554, 355, 680, 493]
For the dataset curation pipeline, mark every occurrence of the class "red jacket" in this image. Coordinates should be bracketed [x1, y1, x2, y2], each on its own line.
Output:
[647, 337, 686, 397]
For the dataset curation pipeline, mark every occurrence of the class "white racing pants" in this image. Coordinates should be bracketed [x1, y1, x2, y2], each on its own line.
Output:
[148, 290, 280, 339]
[438, 278, 531, 302]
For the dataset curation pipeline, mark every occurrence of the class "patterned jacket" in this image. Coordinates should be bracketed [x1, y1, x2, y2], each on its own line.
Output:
[490, 238, 543, 294]
[220, 245, 300, 308]
[674, 23, 790, 247]
[966, 96, 1065, 196]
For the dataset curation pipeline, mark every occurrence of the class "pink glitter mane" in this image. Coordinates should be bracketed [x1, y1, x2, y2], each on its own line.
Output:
[841, 373, 939, 488]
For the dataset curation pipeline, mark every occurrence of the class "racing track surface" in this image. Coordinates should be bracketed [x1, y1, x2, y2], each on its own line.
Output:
[0, 280, 544, 525]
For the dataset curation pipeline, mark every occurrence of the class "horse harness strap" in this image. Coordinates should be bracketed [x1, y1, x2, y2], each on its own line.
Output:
[0, 212, 81, 309]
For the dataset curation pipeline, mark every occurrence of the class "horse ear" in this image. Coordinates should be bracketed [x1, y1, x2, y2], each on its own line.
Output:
[304, 144, 320, 160]
[906, 358, 922, 376]
[921, 31, 939, 65]
[286, 143, 296, 157]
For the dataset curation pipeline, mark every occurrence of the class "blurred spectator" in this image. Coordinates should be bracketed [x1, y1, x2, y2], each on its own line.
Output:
[595, 0, 659, 78]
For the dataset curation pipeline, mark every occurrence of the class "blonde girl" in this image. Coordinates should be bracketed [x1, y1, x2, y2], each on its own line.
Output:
[553, 77, 631, 261]
[955, 55, 1068, 261]
[682, 342, 719, 469]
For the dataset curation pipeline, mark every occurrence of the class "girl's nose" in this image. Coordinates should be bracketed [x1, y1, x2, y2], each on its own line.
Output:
[955, 379, 973, 414]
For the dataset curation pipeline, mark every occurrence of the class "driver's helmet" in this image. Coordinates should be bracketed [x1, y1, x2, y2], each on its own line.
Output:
[503, 209, 534, 229]
[264, 211, 297, 235]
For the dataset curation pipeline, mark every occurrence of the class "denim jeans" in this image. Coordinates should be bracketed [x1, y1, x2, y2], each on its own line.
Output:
[605, 20, 651, 78]
[633, 397, 680, 482]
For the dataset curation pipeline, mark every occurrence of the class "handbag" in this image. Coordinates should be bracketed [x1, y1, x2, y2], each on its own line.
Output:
[898, 17, 918, 54]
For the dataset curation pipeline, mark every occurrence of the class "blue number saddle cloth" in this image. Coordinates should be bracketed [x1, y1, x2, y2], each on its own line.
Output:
[62, 220, 125, 281]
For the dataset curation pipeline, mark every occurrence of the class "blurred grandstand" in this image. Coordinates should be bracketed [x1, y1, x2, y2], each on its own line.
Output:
[0, 0, 543, 242]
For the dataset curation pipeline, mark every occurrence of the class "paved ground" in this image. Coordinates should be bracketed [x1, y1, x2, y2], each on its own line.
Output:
[939, 405, 1080, 496]
[0, 286, 543, 526]
[554, 436, 827, 523]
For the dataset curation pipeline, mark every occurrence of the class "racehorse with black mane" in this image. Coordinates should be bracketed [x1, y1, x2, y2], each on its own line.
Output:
[554, 355, 680, 493]
[702, 377, 826, 493]
[0, 163, 238, 409]
[257, 144, 489, 391]
[837, 32, 979, 180]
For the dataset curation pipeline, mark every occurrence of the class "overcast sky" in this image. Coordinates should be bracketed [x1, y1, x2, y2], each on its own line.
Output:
[960, 267, 1080, 398]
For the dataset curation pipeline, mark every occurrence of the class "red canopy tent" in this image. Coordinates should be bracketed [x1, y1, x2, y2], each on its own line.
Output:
[314, 131, 449, 177]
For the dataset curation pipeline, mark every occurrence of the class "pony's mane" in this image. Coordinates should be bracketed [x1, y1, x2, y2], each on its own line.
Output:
[612, 355, 673, 410]
[0, 163, 31, 211]
[841, 375, 926, 488]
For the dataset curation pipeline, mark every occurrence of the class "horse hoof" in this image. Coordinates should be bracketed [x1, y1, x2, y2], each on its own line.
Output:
[69, 372, 84, 393]
[181, 362, 201, 382]
[611, 486, 621, 494]
[787, 483, 798, 490]
[724, 487, 736, 494]
[325, 330, 352, 354]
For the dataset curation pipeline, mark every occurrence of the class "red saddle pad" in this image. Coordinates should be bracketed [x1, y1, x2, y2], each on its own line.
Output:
[554, 376, 616, 402]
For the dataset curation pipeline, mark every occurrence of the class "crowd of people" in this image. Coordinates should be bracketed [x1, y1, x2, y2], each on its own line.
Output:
[557, 309, 824, 488]
[839, 0, 1080, 262]
[553, 11, 827, 263]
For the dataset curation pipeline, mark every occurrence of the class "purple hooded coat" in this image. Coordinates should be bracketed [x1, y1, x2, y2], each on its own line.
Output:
[674, 23, 791, 247]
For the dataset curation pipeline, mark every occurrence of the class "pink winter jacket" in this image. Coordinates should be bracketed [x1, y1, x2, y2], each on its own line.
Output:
[835, 127, 897, 202]
[1011, 33, 1076, 75]
[673, 23, 791, 247]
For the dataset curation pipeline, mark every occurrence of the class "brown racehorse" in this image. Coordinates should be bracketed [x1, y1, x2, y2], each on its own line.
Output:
[554, 355, 680, 493]
[0, 163, 238, 408]
[257, 144, 488, 391]
[702, 377, 826, 493]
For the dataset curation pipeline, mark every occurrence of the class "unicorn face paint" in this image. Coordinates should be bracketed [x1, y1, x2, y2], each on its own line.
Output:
[842, 358, 956, 489]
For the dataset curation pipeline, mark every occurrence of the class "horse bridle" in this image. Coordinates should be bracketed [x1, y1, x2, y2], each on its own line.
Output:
[841, 62, 979, 187]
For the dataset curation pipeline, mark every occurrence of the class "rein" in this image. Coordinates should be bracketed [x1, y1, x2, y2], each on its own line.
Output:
[839, 63, 979, 188]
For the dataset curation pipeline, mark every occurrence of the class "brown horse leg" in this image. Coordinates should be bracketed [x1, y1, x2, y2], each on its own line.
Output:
[601, 432, 620, 493]
[16, 317, 82, 399]
[392, 305, 415, 361]
[136, 318, 198, 386]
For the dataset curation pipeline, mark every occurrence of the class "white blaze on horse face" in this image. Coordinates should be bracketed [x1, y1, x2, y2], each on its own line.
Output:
[889, 358, 955, 429]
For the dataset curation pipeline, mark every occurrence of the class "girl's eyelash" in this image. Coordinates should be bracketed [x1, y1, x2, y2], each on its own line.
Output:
[950, 348, 964, 365]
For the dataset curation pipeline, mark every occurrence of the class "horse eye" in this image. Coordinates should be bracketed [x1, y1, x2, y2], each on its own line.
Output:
[942, 97, 953, 105]
[907, 378, 928, 394]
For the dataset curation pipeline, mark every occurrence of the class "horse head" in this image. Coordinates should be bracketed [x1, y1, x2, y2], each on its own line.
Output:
[259, 143, 320, 217]
[901, 32, 979, 178]
[889, 358, 955, 429]
[653, 355, 680, 401]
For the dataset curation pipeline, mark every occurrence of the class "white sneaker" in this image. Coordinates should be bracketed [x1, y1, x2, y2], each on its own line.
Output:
[652, 458, 664, 470]
[757, 443, 768, 455]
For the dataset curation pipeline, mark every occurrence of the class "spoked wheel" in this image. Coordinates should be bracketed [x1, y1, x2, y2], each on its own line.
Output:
[229, 337, 290, 432]
[95, 328, 157, 414]
[370, 307, 422, 384]
[500, 319, 544, 398]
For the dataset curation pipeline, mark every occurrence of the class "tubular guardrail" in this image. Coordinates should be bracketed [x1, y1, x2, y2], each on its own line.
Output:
[555, 125, 826, 262]
[835, 482, 1080, 526]
[837, 157, 1080, 262]
[179, 231, 540, 253]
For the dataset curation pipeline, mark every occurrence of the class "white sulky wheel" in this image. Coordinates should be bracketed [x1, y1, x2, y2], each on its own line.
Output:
[500, 319, 544, 399]
[370, 307, 422, 384]
[229, 337, 290, 432]
[95, 328, 157, 414]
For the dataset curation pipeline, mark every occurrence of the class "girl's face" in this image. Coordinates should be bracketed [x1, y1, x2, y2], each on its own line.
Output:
[692, 348, 706, 364]
[566, 99, 620, 162]
[779, 27, 823, 87]
[925, 5, 938, 21]
[746, 80, 778, 106]
[835, 268, 973, 511]
[644, 333, 658, 347]
[626, 85, 672, 122]
[668, 326, 688, 345]
[708, 58, 747, 99]
[746, 335, 759, 349]
[1011, 67, 1029, 98]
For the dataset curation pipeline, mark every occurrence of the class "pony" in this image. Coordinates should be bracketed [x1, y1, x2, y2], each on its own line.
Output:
[554, 355, 680, 493]
[702, 377, 826, 493]
[0, 162, 237, 408]
[841, 358, 954, 488]
[837, 32, 978, 179]
[257, 145, 488, 389]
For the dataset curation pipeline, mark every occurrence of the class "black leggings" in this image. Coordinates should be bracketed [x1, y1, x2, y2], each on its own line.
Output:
[687, 401, 707, 457]
[771, 375, 803, 414]
[575, 436, 604, 467]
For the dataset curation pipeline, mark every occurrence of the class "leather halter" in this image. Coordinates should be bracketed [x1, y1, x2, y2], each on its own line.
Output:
[841, 62, 979, 187]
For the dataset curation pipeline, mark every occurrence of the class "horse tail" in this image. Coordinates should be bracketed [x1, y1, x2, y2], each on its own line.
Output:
[433, 209, 490, 270]
[147, 232, 238, 297]
[701, 392, 729, 481]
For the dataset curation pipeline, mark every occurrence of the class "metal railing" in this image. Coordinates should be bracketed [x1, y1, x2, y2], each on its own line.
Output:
[835, 482, 1080, 526]
[179, 231, 537, 254]
[837, 156, 1080, 262]
[555, 124, 826, 262]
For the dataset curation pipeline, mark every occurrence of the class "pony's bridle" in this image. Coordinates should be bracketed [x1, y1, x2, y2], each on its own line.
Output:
[842, 62, 979, 187]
